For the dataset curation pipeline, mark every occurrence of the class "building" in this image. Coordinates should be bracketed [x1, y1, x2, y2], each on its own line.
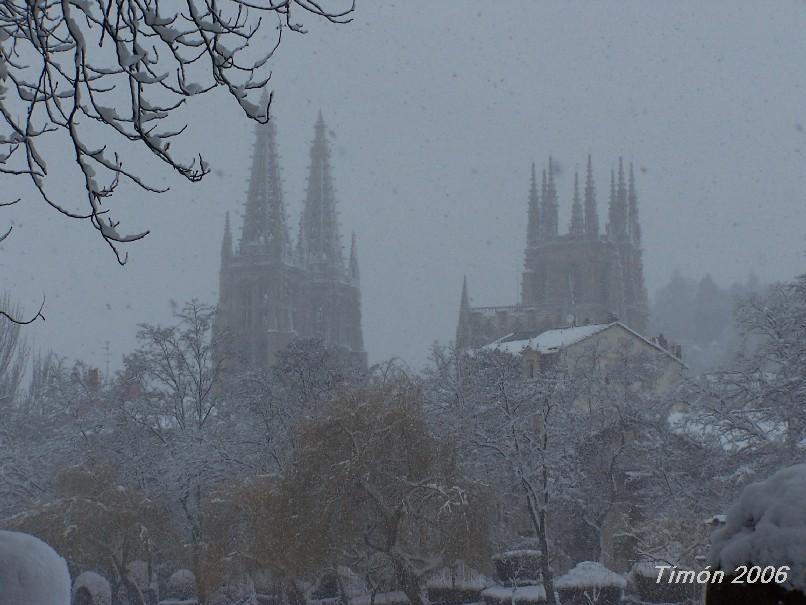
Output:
[457, 156, 649, 349]
[215, 113, 365, 369]
[483, 321, 683, 386]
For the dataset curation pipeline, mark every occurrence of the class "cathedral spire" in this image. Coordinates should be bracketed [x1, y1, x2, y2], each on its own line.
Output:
[584, 154, 599, 239]
[299, 112, 345, 278]
[617, 157, 627, 206]
[541, 156, 559, 237]
[570, 171, 584, 238]
[607, 160, 628, 241]
[221, 211, 232, 265]
[526, 162, 541, 247]
[349, 232, 360, 284]
[628, 163, 641, 244]
[456, 276, 474, 349]
[240, 103, 290, 261]
[615, 157, 629, 240]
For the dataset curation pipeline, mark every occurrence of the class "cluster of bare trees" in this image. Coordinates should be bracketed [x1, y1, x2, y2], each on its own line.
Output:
[2, 270, 805, 604]
[1, 300, 485, 604]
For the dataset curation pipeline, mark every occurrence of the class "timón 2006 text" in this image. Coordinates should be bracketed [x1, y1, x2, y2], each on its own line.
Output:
[655, 565, 790, 584]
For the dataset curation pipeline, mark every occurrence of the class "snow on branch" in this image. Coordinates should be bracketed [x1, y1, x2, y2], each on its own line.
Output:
[0, 0, 353, 263]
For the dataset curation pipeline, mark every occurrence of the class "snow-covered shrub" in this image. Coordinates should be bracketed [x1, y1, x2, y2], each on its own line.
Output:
[251, 570, 274, 595]
[426, 563, 490, 605]
[310, 571, 340, 599]
[0, 530, 71, 605]
[705, 463, 806, 605]
[629, 562, 698, 604]
[125, 560, 159, 605]
[72, 571, 112, 605]
[351, 591, 410, 605]
[208, 574, 258, 605]
[166, 569, 198, 600]
[491, 550, 542, 585]
[481, 584, 547, 605]
[554, 562, 625, 605]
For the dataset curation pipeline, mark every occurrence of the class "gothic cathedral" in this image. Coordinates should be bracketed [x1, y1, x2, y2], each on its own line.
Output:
[457, 156, 648, 349]
[216, 113, 366, 368]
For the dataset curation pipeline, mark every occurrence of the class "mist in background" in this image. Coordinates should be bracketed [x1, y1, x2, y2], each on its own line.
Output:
[3, 1, 806, 371]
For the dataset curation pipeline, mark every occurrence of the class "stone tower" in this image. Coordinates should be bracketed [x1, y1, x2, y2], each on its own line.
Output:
[296, 113, 365, 356]
[456, 156, 648, 349]
[216, 113, 365, 369]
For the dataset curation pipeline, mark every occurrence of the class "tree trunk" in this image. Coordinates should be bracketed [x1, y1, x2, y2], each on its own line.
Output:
[524, 491, 556, 605]
[287, 578, 307, 605]
[395, 560, 427, 605]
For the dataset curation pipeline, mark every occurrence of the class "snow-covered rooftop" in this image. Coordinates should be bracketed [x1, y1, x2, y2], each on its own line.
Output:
[482, 321, 685, 366]
[709, 463, 806, 592]
[483, 324, 611, 356]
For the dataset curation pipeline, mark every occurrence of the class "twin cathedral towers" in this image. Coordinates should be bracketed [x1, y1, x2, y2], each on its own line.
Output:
[216, 115, 648, 366]
[215, 113, 365, 367]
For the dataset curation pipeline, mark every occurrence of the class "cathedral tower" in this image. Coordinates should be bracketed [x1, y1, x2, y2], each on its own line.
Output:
[216, 113, 365, 369]
[458, 156, 648, 348]
[297, 113, 365, 356]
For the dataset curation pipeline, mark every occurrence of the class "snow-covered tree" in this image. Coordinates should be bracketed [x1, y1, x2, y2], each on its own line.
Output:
[9, 464, 173, 605]
[0, 292, 28, 406]
[684, 275, 806, 485]
[228, 337, 367, 475]
[426, 347, 586, 605]
[265, 370, 490, 605]
[108, 300, 232, 584]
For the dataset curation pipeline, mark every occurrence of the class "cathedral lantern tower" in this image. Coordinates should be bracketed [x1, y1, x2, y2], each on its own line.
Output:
[458, 155, 649, 348]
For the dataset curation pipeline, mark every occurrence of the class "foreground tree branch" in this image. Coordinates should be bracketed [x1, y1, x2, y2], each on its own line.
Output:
[0, 0, 353, 263]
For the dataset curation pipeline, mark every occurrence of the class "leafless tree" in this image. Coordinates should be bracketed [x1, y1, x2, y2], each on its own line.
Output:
[0, 0, 353, 263]
[0, 292, 29, 406]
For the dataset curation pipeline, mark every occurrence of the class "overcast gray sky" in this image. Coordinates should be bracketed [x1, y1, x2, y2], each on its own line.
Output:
[4, 1, 806, 371]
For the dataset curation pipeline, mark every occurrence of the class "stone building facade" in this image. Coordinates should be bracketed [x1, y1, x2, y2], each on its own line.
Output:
[457, 156, 649, 349]
[216, 113, 365, 369]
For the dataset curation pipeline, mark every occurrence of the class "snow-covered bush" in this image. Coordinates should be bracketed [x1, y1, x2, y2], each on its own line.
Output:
[125, 560, 159, 605]
[251, 570, 274, 596]
[427, 563, 490, 605]
[351, 591, 410, 605]
[705, 463, 806, 604]
[0, 531, 71, 605]
[166, 569, 198, 600]
[72, 571, 112, 605]
[208, 574, 258, 605]
[553, 562, 625, 605]
[492, 550, 542, 585]
[481, 584, 547, 605]
[629, 562, 697, 604]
